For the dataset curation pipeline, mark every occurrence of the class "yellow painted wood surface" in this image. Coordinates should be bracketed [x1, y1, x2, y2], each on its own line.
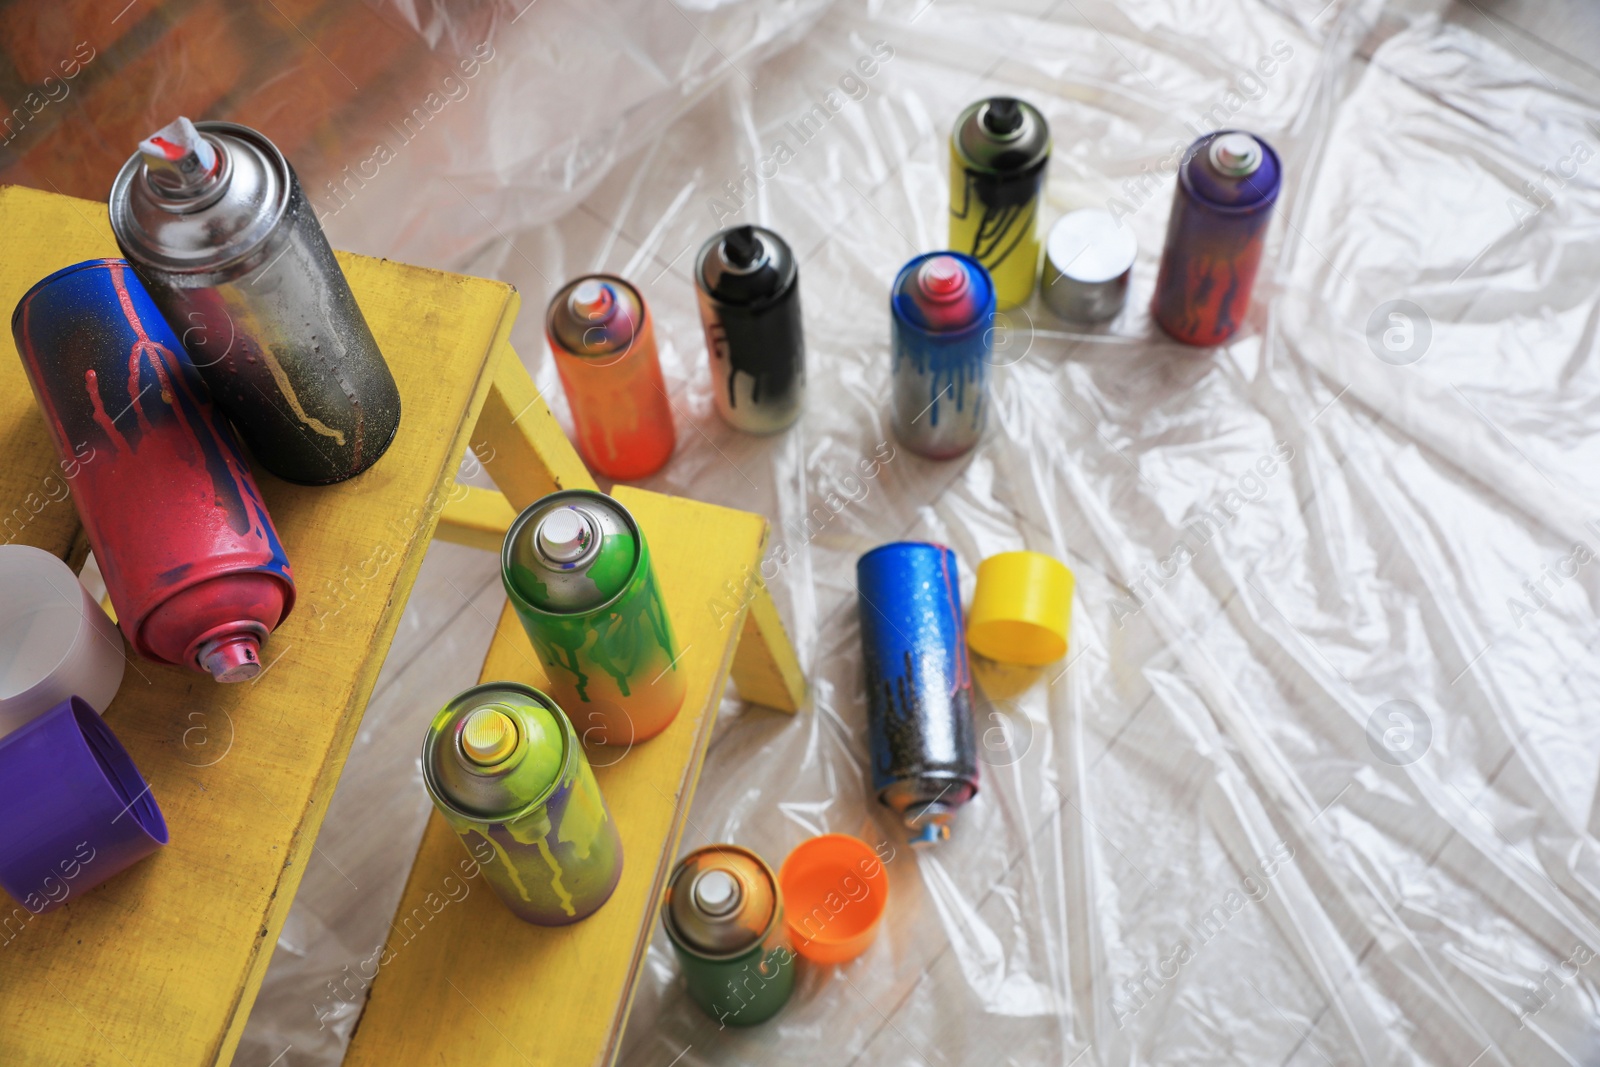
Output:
[475, 351, 597, 509]
[0, 184, 517, 1067]
[0, 187, 118, 561]
[436, 483, 522, 553]
[731, 583, 807, 713]
[345, 487, 770, 1067]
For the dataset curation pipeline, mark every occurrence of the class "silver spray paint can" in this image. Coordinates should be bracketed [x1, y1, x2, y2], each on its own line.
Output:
[109, 117, 401, 485]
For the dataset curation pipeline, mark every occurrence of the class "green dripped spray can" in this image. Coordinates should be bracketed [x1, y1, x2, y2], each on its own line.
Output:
[422, 682, 622, 925]
[663, 845, 795, 1027]
[502, 490, 686, 746]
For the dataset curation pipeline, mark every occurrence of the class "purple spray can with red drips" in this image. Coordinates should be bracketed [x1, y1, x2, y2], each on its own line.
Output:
[12, 259, 295, 682]
[1152, 130, 1281, 346]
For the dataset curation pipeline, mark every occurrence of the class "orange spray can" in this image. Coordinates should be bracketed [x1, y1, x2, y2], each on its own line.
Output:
[546, 275, 675, 481]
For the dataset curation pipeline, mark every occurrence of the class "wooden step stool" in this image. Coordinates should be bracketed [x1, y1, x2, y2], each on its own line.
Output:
[0, 184, 804, 1067]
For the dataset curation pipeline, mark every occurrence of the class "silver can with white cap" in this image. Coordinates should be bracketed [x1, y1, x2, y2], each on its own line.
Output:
[109, 117, 401, 485]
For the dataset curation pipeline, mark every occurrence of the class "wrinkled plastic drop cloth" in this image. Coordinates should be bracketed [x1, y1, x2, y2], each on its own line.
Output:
[236, 1, 1600, 1064]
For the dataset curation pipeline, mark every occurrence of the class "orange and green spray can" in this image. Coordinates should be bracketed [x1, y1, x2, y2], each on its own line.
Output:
[501, 490, 686, 747]
[663, 844, 795, 1026]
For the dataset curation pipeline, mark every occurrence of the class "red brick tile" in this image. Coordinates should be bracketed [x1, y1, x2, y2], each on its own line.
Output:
[226, 3, 427, 159]
[5, 2, 247, 199]
[0, 0, 146, 85]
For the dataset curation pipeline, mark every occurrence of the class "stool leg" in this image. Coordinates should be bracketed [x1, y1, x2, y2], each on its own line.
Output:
[472, 343, 595, 510]
[731, 580, 806, 713]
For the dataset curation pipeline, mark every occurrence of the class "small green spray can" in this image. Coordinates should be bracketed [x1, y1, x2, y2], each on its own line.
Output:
[422, 682, 623, 925]
[502, 489, 686, 747]
[662, 844, 796, 1027]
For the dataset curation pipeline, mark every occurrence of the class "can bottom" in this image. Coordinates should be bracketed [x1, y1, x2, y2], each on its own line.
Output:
[253, 401, 403, 485]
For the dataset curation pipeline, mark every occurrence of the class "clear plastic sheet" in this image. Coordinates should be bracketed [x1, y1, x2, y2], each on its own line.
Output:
[237, 1, 1600, 1064]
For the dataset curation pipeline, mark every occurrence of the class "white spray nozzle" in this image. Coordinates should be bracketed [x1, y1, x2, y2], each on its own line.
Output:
[138, 116, 218, 194]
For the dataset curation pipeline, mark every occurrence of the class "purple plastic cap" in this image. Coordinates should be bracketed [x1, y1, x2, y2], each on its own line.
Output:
[0, 697, 167, 915]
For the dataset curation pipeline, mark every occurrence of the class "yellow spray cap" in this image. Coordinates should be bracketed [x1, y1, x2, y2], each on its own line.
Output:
[966, 551, 1073, 666]
[461, 707, 520, 766]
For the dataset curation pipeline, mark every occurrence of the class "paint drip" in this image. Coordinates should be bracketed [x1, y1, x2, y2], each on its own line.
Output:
[889, 252, 996, 460]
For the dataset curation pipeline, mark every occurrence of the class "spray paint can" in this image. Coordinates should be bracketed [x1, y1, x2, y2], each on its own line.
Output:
[12, 260, 295, 682]
[889, 252, 995, 460]
[856, 542, 978, 847]
[1152, 130, 1282, 346]
[663, 844, 795, 1026]
[546, 275, 675, 481]
[502, 490, 685, 747]
[694, 225, 804, 434]
[423, 682, 622, 925]
[109, 117, 401, 485]
[949, 97, 1051, 310]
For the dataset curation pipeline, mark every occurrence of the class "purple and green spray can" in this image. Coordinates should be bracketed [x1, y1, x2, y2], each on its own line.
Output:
[422, 682, 622, 925]
[502, 490, 686, 747]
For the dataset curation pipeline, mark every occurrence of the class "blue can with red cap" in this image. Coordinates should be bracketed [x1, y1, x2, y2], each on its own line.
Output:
[889, 251, 995, 460]
[1152, 130, 1282, 346]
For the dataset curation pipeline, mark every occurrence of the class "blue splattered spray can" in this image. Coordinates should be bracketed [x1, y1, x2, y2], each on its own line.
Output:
[889, 252, 995, 460]
[856, 542, 979, 847]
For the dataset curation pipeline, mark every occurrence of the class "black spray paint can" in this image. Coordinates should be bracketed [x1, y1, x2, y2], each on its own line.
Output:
[109, 117, 401, 485]
[694, 225, 804, 434]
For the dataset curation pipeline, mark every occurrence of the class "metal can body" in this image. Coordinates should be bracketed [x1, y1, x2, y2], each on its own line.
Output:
[547, 275, 675, 481]
[502, 490, 685, 746]
[857, 542, 979, 847]
[11, 259, 295, 682]
[890, 252, 995, 460]
[109, 119, 401, 485]
[948, 97, 1051, 310]
[423, 682, 623, 925]
[695, 225, 804, 434]
[663, 845, 795, 1026]
[1152, 130, 1282, 346]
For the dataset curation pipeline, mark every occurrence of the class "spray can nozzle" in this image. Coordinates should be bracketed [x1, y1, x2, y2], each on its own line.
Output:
[138, 116, 220, 197]
[722, 226, 763, 270]
[981, 98, 1023, 137]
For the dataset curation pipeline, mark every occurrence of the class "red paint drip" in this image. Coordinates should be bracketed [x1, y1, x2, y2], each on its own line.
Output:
[147, 136, 187, 161]
[106, 262, 273, 540]
[84, 369, 130, 453]
[936, 545, 971, 697]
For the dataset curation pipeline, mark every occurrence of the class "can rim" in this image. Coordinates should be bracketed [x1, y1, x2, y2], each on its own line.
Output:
[950, 98, 1052, 176]
[500, 489, 645, 618]
[420, 680, 576, 823]
[693, 226, 797, 312]
[109, 120, 293, 275]
[889, 251, 995, 341]
[662, 844, 783, 961]
[857, 540, 954, 570]
[1178, 129, 1283, 215]
[544, 273, 648, 364]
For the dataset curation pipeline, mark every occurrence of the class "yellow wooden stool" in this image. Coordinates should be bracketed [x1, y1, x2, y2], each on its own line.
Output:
[0, 184, 803, 1067]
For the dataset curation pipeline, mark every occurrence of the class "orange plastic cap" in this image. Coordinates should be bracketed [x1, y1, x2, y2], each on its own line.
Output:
[966, 551, 1074, 666]
[779, 834, 888, 964]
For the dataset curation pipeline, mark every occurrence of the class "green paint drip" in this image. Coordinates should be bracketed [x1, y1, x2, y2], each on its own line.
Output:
[514, 527, 680, 703]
